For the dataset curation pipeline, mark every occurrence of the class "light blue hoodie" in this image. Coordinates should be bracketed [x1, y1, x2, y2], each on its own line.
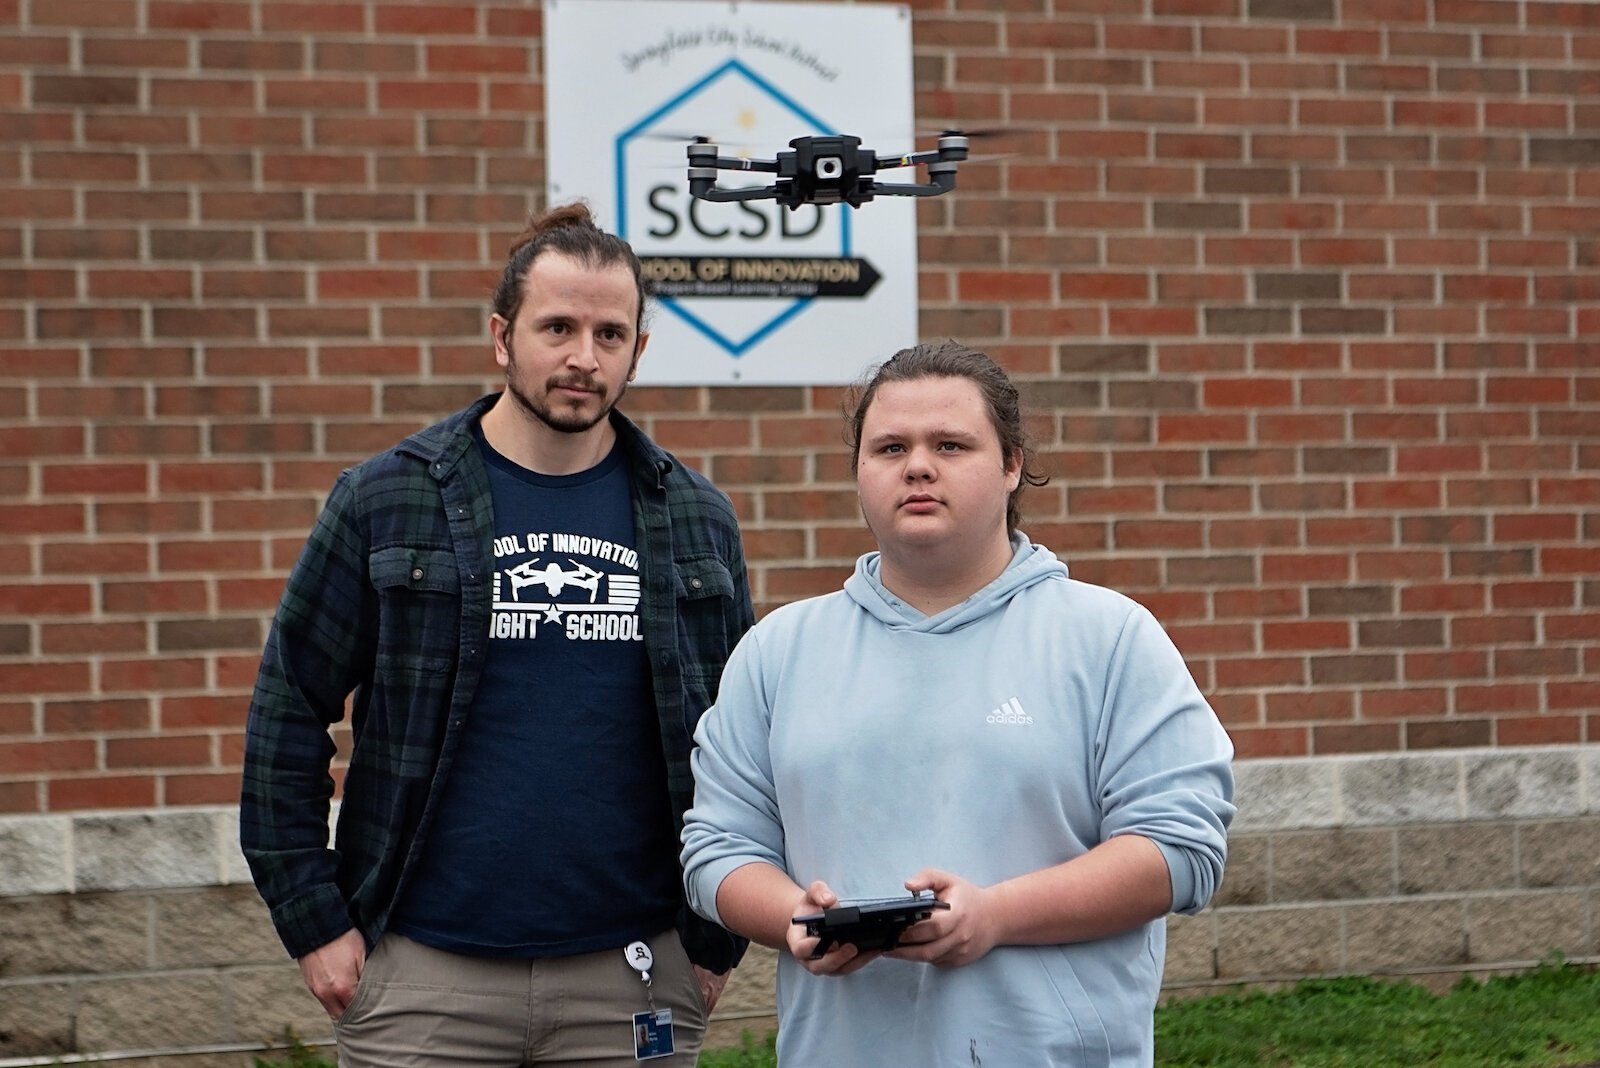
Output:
[682, 536, 1235, 1067]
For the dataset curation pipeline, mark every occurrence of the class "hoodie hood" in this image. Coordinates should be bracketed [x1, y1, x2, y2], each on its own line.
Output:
[843, 532, 1070, 633]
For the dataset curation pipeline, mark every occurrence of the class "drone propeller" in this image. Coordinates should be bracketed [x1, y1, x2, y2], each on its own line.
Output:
[636, 130, 717, 143]
[930, 126, 1022, 139]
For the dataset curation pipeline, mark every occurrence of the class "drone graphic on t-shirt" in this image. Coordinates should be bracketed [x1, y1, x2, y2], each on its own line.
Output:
[504, 559, 603, 602]
[489, 531, 643, 642]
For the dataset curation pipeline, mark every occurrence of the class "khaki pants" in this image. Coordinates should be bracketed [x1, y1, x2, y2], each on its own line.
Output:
[333, 929, 707, 1067]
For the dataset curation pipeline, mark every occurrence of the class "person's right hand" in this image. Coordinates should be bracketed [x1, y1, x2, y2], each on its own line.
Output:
[785, 880, 882, 977]
[297, 928, 367, 1019]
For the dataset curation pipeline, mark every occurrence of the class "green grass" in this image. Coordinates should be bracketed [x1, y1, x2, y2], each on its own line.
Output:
[1154, 958, 1600, 1068]
[255, 958, 1600, 1068]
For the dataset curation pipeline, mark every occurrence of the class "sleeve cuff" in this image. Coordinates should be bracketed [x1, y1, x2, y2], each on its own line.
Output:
[270, 882, 357, 959]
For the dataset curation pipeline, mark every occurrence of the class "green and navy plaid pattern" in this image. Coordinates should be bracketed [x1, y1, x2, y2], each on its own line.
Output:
[241, 394, 753, 971]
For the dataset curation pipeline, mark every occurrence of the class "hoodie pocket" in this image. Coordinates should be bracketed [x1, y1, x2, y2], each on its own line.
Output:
[1032, 946, 1113, 1067]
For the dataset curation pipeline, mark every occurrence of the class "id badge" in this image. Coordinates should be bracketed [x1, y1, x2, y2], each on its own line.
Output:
[633, 1007, 675, 1060]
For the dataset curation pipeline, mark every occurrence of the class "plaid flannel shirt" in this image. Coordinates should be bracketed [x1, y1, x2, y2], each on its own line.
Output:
[240, 394, 753, 972]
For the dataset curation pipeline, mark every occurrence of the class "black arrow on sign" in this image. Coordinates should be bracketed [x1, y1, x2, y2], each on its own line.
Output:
[640, 256, 882, 299]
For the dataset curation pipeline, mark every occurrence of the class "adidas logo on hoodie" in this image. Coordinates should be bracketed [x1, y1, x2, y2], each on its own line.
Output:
[985, 697, 1033, 726]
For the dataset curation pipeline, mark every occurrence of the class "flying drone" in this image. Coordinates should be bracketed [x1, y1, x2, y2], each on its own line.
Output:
[685, 131, 970, 210]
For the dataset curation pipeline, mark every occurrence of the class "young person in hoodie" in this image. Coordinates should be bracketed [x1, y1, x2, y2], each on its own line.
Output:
[680, 341, 1236, 1067]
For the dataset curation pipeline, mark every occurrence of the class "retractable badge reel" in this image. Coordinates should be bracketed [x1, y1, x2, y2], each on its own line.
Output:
[624, 941, 675, 1061]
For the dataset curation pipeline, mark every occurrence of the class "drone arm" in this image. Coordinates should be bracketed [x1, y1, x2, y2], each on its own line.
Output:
[687, 179, 786, 203]
[711, 156, 780, 172]
[865, 160, 959, 200]
[869, 148, 945, 171]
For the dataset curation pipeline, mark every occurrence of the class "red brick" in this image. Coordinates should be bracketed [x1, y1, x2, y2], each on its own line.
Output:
[1548, 681, 1600, 711]
[1497, 716, 1582, 746]
[260, 2, 365, 31]
[958, 270, 1053, 302]
[1540, 546, 1600, 574]
[0, 503, 85, 536]
[1405, 650, 1488, 680]
[1257, 413, 1346, 442]
[1211, 518, 1304, 547]
[165, 772, 244, 806]
[1204, 692, 1257, 727]
[1230, 726, 1310, 758]
[1547, 611, 1600, 642]
[1195, 377, 1288, 408]
[106, 734, 213, 769]
[45, 698, 150, 734]
[1355, 549, 1445, 580]
[41, 621, 147, 655]
[102, 580, 209, 614]
[1215, 588, 1302, 618]
[49, 775, 156, 811]
[1494, 513, 1577, 542]
[1454, 614, 1537, 645]
[1353, 480, 1441, 510]
[0, 739, 96, 774]
[158, 461, 266, 494]
[101, 657, 207, 694]
[1264, 621, 1350, 651]
[1407, 719, 1492, 750]
[1315, 722, 1402, 754]
[1112, 520, 1205, 549]
[1456, 683, 1541, 714]
[42, 541, 149, 576]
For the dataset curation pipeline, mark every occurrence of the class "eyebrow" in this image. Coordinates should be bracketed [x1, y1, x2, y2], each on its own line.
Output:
[865, 425, 982, 446]
[533, 312, 632, 334]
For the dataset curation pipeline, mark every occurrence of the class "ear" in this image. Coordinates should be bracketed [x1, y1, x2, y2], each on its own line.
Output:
[628, 331, 650, 382]
[490, 314, 512, 369]
[1003, 447, 1023, 493]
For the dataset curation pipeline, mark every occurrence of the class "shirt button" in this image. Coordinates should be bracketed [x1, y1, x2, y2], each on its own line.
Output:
[411, 568, 424, 581]
[690, 577, 703, 590]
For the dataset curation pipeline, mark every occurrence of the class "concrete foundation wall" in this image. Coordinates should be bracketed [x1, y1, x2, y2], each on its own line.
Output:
[1173, 746, 1600, 992]
[2, 747, 1596, 1062]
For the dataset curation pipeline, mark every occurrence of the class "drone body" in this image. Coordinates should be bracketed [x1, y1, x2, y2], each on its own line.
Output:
[686, 132, 969, 210]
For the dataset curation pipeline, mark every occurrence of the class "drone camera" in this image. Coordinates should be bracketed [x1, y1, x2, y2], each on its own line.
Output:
[816, 156, 844, 181]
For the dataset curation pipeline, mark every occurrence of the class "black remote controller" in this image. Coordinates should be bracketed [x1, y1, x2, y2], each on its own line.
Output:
[792, 892, 951, 959]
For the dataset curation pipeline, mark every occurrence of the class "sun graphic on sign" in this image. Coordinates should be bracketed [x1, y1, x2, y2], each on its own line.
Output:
[737, 108, 758, 133]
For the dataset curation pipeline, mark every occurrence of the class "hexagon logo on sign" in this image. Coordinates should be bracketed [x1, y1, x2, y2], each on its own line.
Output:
[616, 59, 859, 357]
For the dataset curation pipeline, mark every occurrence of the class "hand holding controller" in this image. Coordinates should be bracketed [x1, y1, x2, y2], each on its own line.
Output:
[792, 891, 952, 960]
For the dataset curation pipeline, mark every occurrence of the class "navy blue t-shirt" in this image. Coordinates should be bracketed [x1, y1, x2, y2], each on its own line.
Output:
[390, 430, 681, 957]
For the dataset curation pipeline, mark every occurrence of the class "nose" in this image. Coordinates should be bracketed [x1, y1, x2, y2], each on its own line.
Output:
[566, 333, 601, 372]
[903, 446, 936, 481]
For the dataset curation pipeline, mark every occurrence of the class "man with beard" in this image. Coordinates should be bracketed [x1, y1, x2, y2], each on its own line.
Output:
[241, 203, 752, 1066]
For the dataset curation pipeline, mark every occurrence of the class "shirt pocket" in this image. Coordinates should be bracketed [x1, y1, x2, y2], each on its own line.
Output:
[369, 545, 460, 678]
[673, 553, 739, 705]
[674, 554, 737, 605]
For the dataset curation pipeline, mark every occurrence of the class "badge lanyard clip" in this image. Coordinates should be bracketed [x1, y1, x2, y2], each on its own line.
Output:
[624, 940, 675, 1061]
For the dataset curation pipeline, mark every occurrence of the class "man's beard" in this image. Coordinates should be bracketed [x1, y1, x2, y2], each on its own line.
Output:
[503, 339, 632, 435]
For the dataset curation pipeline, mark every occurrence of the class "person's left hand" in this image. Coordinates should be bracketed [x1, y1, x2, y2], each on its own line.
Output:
[883, 868, 1001, 969]
[693, 965, 730, 1015]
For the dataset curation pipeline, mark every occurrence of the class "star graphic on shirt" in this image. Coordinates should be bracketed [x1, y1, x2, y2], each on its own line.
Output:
[542, 604, 564, 623]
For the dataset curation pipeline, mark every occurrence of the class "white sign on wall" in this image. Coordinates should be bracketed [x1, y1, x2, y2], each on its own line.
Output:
[544, 0, 917, 385]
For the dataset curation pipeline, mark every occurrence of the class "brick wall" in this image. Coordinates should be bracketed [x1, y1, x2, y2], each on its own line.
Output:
[1, 0, 1597, 1058]
[4, 1, 1598, 817]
